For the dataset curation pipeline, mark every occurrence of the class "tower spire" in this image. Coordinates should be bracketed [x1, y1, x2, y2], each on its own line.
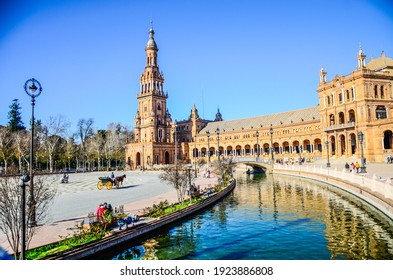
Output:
[357, 45, 366, 68]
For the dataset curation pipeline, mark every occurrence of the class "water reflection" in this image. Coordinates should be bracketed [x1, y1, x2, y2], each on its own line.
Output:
[110, 174, 393, 260]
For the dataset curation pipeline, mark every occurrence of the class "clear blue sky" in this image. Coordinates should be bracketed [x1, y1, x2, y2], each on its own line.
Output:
[1, 0, 393, 133]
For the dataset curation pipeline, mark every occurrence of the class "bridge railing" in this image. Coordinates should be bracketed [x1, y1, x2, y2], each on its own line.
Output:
[273, 164, 393, 202]
[231, 157, 272, 164]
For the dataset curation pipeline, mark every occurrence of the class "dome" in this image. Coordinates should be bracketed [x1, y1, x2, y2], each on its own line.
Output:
[146, 28, 158, 49]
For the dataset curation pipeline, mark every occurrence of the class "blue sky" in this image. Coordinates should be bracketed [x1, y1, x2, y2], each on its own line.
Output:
[1, 0, 393, 133]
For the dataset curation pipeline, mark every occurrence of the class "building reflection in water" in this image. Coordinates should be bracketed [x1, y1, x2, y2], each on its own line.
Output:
[111, 173, 393, 260]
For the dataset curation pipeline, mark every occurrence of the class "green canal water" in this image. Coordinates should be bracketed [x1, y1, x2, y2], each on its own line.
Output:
[105, 174, 393, 260]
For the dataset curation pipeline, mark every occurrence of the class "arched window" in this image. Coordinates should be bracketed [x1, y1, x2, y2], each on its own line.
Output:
[338, 93, 343, 104]
[338, 112, 345, 124]
[329, 114, 335, 125]
[346, 90, 350, 101]
[376, 106, 387, 119]
[351, 88, 355, 100]
[348, 109, 356, 123]
[384, 130, 393, 149]
[327, 96, 331, 106]
[350, 134, 356, 155]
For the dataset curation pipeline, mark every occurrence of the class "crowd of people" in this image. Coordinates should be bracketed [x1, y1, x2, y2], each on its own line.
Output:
[344, 161, 365, 173]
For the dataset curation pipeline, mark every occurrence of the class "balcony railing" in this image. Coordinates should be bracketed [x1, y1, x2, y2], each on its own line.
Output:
[324, 122, 355, 132]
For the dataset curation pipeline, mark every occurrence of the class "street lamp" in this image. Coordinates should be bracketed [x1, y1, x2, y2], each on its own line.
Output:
[174, 120, 178, 167]
[24, 78, 42, 226]
[256, 130, 259, 160]
[187, 164, 192, 204]
[270, 126, 274, 163]
[358, 131, 367, 173]
[19, 173, 30, 260]
[216, 127, 220, 161]
[325, 140, 331, 168]
[193, 135, 197, 178]
[206, 131, 211, 164]
[142, 145, 145, 171]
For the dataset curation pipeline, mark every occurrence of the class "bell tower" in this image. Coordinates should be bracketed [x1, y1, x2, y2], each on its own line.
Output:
[134, 24, 171, 144]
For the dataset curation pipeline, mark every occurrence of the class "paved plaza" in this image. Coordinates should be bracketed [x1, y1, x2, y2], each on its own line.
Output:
[0, 170, 219, 254]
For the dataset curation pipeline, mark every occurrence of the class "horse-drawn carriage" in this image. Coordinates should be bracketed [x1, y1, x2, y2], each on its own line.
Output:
[97, 174, 126, 190]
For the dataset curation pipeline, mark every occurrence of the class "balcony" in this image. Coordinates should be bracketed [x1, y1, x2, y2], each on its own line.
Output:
[324, 122, 355, 132]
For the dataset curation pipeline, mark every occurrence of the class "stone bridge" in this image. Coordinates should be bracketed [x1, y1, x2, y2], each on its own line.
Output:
[230, 157, 273, 174]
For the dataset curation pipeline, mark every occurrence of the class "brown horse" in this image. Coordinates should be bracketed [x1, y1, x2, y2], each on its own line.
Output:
[115, 174, 126, 188]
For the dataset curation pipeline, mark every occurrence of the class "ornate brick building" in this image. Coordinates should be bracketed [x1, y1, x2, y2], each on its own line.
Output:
[126, 27, 393, 169]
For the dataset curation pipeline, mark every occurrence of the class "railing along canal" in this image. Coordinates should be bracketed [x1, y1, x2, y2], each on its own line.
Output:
[273, 164, 393, 218]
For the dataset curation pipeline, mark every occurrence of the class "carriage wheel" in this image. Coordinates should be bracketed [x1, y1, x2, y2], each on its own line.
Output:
[107, 181, 113, 190]
[97, 181, 103, 190]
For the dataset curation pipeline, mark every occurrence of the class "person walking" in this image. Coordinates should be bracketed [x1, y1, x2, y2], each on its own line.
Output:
[355, 162, 360, 173]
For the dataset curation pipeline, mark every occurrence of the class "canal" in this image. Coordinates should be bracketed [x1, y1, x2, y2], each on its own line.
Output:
[101, 173, 393, 260]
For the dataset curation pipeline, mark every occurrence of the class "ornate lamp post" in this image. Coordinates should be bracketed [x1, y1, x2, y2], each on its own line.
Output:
[358, 131, 367, 173]
[270, 126, 274, 163]
[174, 120, 178, 167]
[142, 145, 145, 171]
[216, 127, 220, 161]
[19, 174, 30, 260]
[256, 130, 259, 160]
[193, 135, 197, 177]
[24, 78, 42, 226]
[206, 130, 210, 164]
[187, 163, 192, 204]
[325, 140, 331, 168]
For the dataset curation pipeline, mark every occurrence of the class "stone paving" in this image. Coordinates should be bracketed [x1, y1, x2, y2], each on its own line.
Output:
[0, 170, 219, 254]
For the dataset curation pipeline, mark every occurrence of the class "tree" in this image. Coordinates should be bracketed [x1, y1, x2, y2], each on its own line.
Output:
[7, 99, 25, 132]
[76, 118, 94, 169]
[13, 130, 30, 173]
[159, 162, 190, 204]
[0, 175, 56, 259]
[64, 137, 77, 170]
[88, 130, 106, 170]
[211, 157, 235, 186]
[40, 115, 70, 172]
[0, 127, 14, 174]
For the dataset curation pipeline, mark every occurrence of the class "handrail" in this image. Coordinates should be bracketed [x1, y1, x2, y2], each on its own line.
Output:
[273, 164, 393, 219]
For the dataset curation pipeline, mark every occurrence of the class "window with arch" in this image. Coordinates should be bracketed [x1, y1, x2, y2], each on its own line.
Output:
[329, 114, 335, 125]
[384, 130, 393, 149]
[351, 88, 355, 100]
[327, 96, 331, 106]
[348, 109, 356, 123]
[338, 112, 345, 124]
[346, 90, 350, 101]
[338, 93, 343, 104]
[376, 106, 387, 119]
